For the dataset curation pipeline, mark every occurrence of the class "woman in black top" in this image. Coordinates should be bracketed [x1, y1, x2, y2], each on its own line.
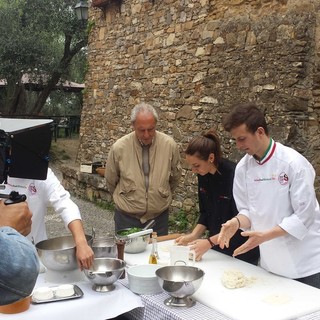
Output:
[176, 128, 259, 265]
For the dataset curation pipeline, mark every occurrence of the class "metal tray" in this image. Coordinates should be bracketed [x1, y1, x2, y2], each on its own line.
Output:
[32, 285, 83, 304]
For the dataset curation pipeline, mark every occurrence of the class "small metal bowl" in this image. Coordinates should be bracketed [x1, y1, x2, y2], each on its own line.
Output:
[116, 228, 150, 253]
[36, 235, 93, 272]
[91, 236, 118, 258]
[83, 257, 126, 292]
[156, 266, 204, 307]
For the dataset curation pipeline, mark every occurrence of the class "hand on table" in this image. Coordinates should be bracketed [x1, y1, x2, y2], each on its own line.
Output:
[188, 238, 212, 261]
[174, 233, 194, 246]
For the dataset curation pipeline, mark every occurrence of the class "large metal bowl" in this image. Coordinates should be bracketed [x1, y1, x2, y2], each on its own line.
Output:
[116, 228, 150, 253]
[156, 266, 204, 307]
[83, 257, 126, 292]
[36, 235, 93, 272]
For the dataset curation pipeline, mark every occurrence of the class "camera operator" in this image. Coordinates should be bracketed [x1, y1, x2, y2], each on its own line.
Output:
[0, 201, 39, 306]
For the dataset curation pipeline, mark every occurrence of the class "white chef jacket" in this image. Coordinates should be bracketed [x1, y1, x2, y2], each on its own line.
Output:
[4, 168, 81, 244]
[234, 139, 320, 278]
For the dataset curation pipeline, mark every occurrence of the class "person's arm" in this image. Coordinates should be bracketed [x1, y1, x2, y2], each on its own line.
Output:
[233, 224, 287, 257]
[175, 224, 206, 245]
[45, 169, 94, 269]
[178, 175, 209, 258]
[105, 145, 120, 195]
[278, 161, 318, 240]
[0, 201, 32, 236]
[68, 219, 94, 270]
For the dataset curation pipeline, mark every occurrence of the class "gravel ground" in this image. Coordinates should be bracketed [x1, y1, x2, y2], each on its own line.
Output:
[45, 138, 115, 239]
[45, 192, 115, 239]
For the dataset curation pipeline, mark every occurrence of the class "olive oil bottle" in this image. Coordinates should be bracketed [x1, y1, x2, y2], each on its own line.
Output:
[149, 232, 158, 264]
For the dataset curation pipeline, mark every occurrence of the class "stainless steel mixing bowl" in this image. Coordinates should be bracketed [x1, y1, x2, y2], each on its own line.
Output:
[83, 257, 126, 292]
[36, 235, 93, 272]
[116, 228, 150, 253]
[156, 266, 204, 307]
[91, 236, 118, 258]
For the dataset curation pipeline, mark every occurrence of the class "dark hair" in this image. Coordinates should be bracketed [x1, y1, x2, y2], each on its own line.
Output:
[223, 102, 269, 135]
[185, 128, 222, 168]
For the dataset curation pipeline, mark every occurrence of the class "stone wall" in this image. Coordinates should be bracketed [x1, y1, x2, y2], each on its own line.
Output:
[70, 0, 320, 213]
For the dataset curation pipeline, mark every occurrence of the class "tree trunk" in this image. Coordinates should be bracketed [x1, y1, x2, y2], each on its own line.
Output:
[31, 72, 61, 115]
[7, 82, 27, 115]
[30, 36, 87, 115]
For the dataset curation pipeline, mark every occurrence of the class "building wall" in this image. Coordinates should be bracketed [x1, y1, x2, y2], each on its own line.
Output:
[77, 0, 320, 212]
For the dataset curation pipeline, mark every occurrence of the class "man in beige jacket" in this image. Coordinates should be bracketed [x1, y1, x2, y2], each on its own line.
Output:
[105, 103, 182, 236]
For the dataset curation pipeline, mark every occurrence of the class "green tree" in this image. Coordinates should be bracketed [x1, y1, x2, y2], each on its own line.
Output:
[0, 0, 88, 115]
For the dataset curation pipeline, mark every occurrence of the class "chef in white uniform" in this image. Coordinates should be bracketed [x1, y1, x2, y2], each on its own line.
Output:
[5, 168, 94, 270]
[218, 102, 320, 288]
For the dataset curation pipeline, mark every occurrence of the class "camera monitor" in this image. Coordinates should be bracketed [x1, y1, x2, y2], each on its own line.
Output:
[0, 118, 53, 183]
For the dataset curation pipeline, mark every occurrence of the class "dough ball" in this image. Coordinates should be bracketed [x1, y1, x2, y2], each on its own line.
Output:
[221, 269, 247, 289]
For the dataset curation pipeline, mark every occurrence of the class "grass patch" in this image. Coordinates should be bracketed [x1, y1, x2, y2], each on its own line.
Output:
[94, 200, 115, 211]
[50, 144, 71, 163]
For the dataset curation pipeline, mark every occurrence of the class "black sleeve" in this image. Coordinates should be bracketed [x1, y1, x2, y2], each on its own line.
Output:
[197, 175, 208, 227]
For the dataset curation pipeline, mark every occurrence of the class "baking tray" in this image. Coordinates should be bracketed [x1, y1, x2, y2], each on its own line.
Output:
[32, 285, 83, 304]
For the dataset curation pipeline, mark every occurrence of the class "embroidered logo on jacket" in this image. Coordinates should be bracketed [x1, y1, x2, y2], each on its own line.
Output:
[28, 183, 37, 195]
[278, 172, 289, 185]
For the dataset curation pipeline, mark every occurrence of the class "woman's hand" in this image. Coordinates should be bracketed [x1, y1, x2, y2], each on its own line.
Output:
[188, 238, 212, 261]
[175, 233, 195, 246]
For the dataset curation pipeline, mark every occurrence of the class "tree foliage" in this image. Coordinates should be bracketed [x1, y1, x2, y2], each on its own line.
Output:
[0, 0, 88, 115]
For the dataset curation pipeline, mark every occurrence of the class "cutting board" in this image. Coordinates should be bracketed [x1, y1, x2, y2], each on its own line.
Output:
[193, 253, 320, 320]
[124, 240, 320, 320]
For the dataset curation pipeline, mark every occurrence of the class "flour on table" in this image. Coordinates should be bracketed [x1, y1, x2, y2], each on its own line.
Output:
[262, 293, 291, 305]
[221, 269, 256, 289]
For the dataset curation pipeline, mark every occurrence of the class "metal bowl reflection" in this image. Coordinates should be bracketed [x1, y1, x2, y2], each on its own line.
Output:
[156, 266, 204, 307]
[83, 257, 126, 292]
[91, 236, 118, 258]
[36, 235, 93, 272]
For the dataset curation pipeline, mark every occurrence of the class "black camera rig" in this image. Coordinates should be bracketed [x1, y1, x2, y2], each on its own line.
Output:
[0, 118, 53, 204]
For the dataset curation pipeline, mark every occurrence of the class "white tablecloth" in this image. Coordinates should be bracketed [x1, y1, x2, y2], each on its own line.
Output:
[3, 240, 320, 320]
[123, 240, 320, 320]
[0, 273, 143, 320]
[119, 277, 228, 320]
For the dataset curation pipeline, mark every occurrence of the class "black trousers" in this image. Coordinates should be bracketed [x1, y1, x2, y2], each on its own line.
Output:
[294, 272, 320, 289]
[114, 208, 169, 236]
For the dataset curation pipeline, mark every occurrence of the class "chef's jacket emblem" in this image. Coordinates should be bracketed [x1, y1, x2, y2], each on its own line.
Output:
[278, 172, 289, 185]
[28, 183, 37, 195]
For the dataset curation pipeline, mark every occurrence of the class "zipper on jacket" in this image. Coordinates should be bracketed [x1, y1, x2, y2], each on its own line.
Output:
[145, 192, 148, 213]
